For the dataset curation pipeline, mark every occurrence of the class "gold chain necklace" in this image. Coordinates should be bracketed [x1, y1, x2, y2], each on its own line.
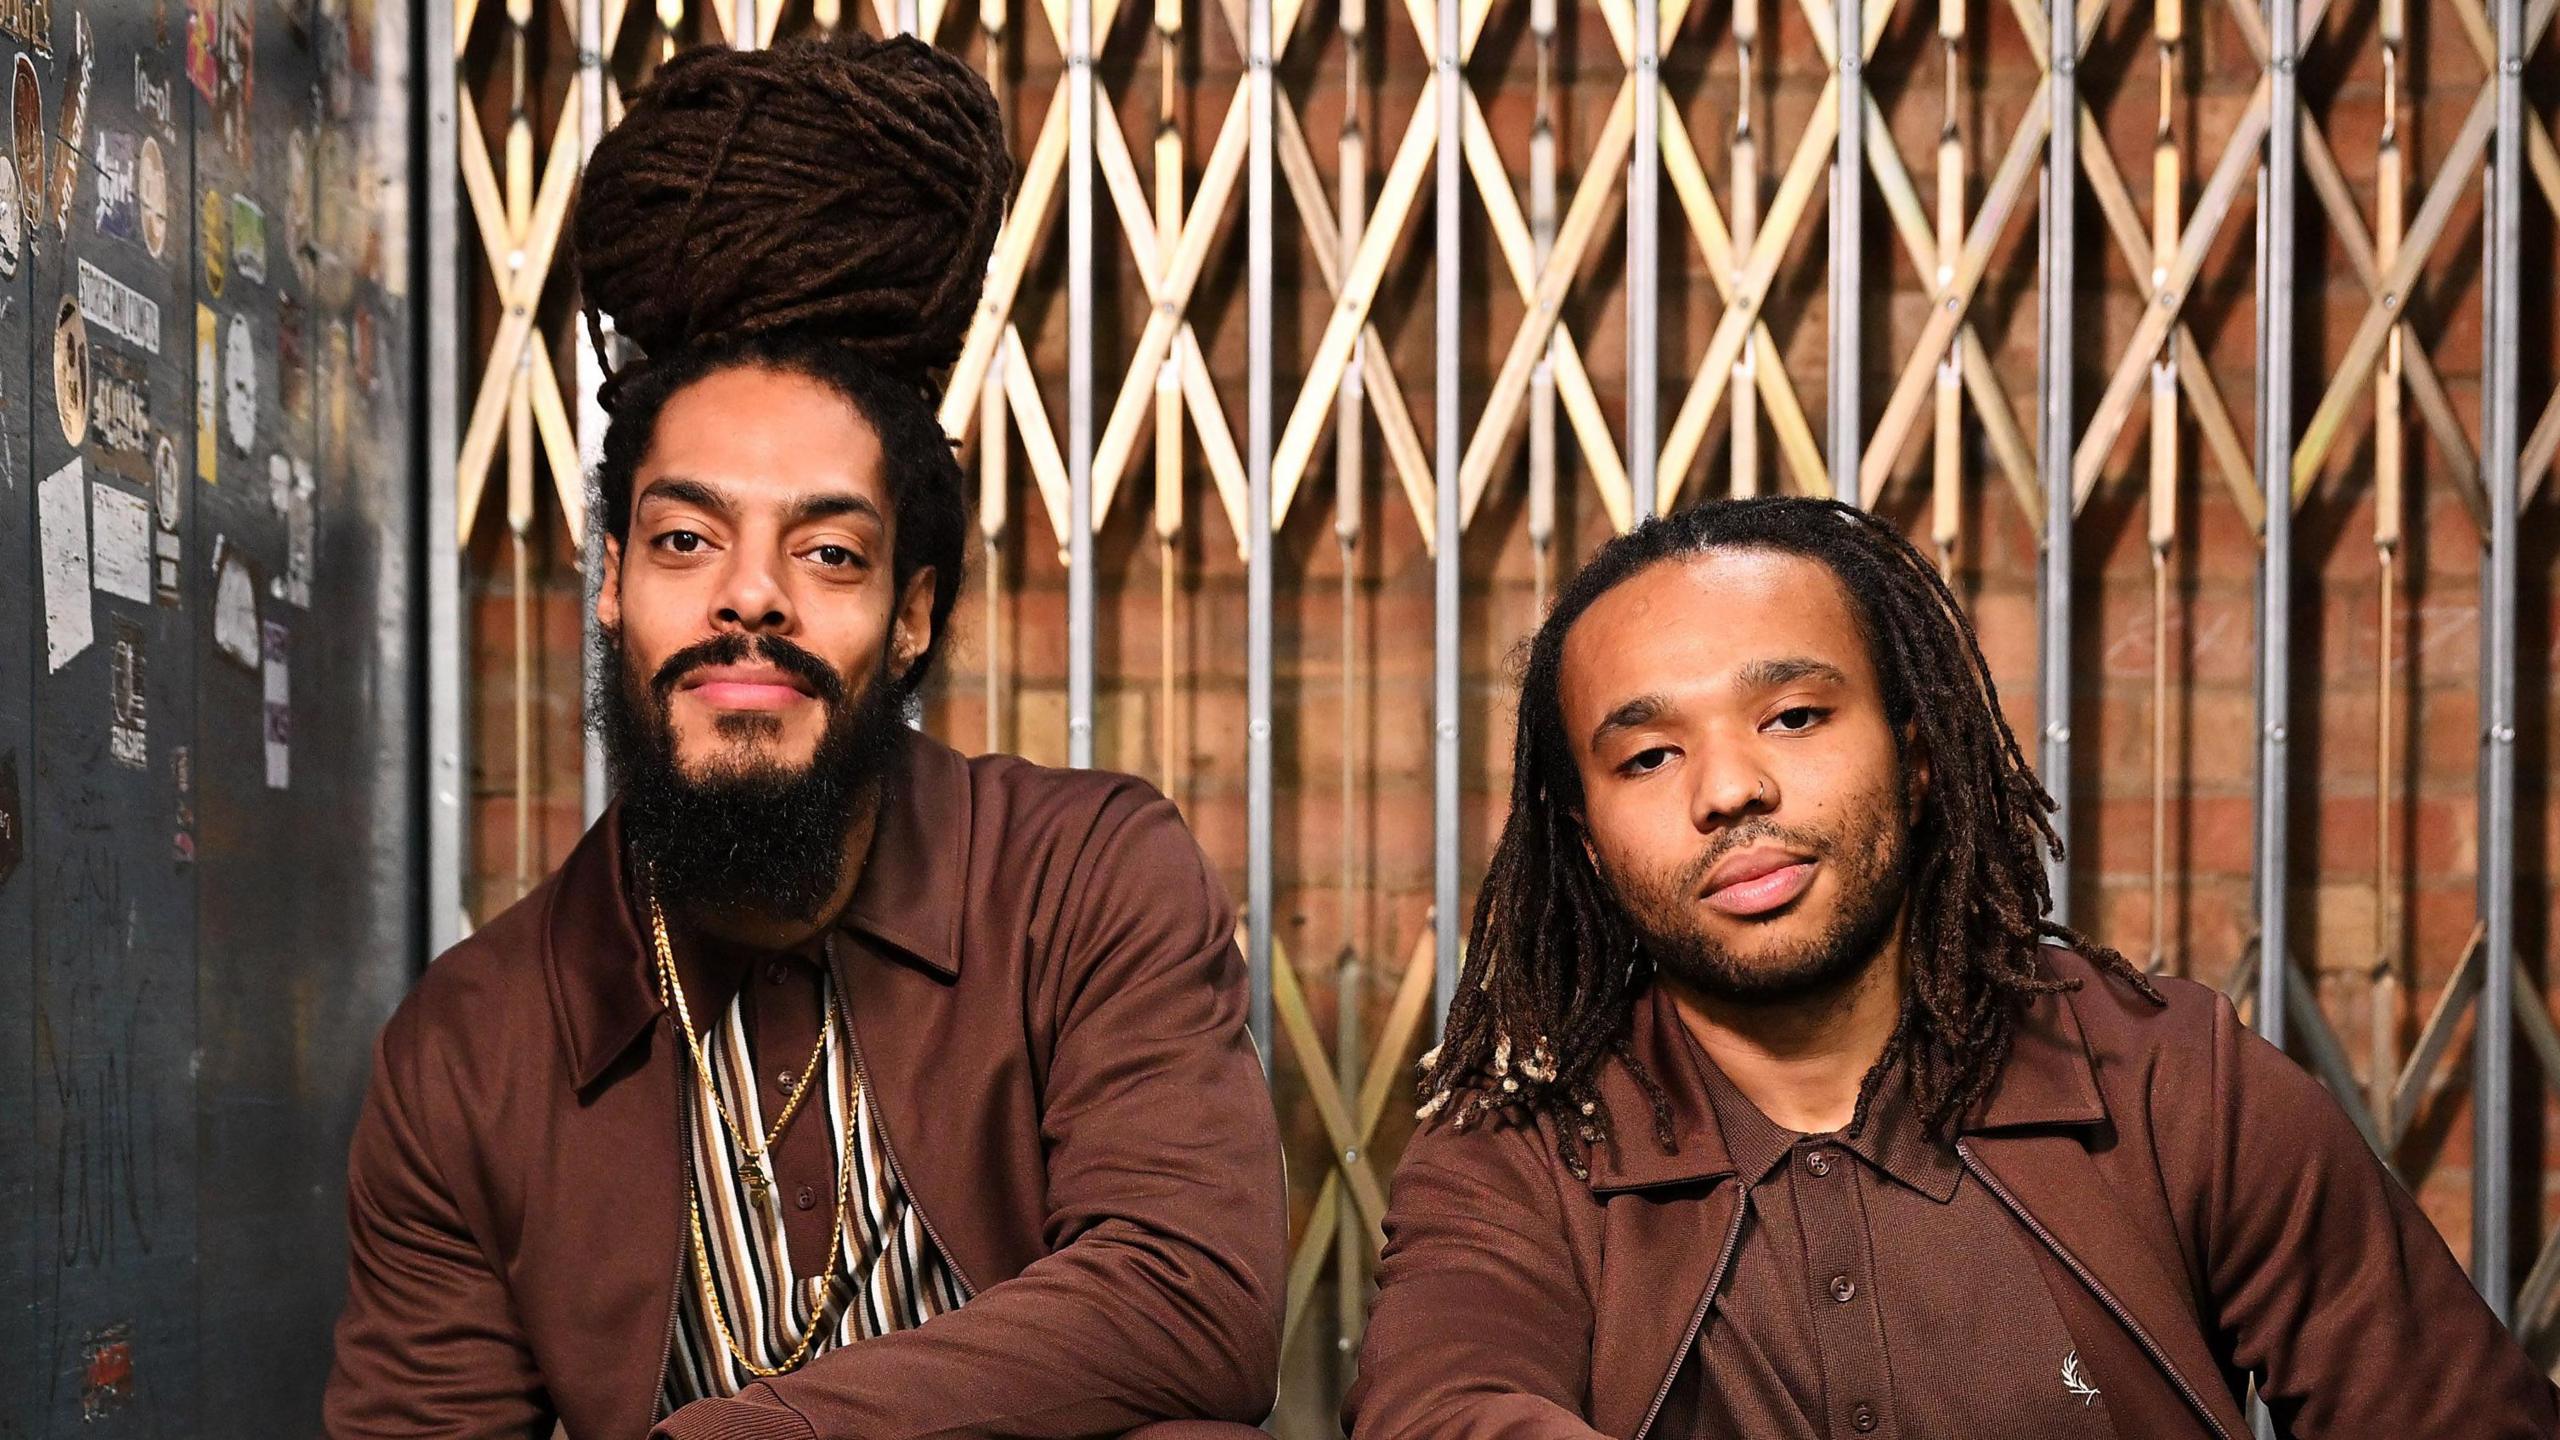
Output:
[647, 885, 835, 1202]
[680, 1066, 862, 1378]
[647, 880, 865, 1379]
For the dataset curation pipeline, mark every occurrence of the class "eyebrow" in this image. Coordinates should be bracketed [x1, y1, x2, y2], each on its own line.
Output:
[1589, 694, 1671, 752]
[1584, 658, 1849, 752]
[1736, 657, 1849, 691]
[635, 477, 884, 530]
[635, 476, 732, 520]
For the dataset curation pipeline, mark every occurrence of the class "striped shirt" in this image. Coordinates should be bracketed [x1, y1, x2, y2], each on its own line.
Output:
[662, 952, 965, 1410]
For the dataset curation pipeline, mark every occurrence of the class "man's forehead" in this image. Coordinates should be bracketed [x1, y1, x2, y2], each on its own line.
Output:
[639, 370, 889, 510]
[1561, 551, 1870, 705]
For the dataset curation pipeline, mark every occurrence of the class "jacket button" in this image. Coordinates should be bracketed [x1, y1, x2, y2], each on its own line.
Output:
[1852, 1404, 1876, 1433]
[795, 1185, 818, 1211]
[1830, 1274, 1856, 1304]
[1805, 1151, 1832, 1177]
[767, 961, 790, 985]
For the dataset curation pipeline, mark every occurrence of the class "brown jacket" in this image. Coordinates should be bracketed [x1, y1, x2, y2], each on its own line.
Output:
[325, 731, 1286, 1440]
[1347, 949, 2557, 1440]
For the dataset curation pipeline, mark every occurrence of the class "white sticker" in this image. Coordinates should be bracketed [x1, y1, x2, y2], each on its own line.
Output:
[90, 481, 150, 604]
[77, 258, 160, 355]
[262, 621, 290, 790]
[38, 459, 92, 671]
[224, 312, 255, 452]
[0, 160, 21, 277]
[212, 538, 259, 670]
[267, 455, 315, 608]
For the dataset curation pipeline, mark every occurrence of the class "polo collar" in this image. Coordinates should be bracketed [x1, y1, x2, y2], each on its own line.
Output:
[1580, 949, 2110, 1197]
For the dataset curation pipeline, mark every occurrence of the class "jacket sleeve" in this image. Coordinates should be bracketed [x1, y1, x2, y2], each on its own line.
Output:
[658, 789, 1286, 1440]
[1344, 1111, 1609, 1440]
[2194, 994, 2558, 1437]
[324, 1012, 553, 1439]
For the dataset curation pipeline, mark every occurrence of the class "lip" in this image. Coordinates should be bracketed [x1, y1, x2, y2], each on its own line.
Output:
[1698, 846, 1817, 917]
[678, 665, 814, 712]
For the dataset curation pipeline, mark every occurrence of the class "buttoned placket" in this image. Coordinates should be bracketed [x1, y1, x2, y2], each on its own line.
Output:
[741, 941, 840, 1274]
[1787, 1138, 1895, 1438]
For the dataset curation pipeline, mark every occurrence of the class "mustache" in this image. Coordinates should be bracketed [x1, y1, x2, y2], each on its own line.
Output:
[649, 632, 849, 706]
[1669, 818, 1832, 893]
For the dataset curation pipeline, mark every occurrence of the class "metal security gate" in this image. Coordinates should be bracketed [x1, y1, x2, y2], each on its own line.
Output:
[434, 0, 2560, 1427]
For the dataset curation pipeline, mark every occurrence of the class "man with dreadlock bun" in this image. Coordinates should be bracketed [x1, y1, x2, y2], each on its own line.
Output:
[326, 33, 1282, 1440]
[1348, 497, 2550, 1440]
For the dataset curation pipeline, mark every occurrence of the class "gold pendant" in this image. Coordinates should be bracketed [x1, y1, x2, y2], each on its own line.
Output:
[739, 1160, 771, 1202]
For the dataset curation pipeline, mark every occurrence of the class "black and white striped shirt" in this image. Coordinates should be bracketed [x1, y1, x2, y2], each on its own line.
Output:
[661, 965, 965, 1408]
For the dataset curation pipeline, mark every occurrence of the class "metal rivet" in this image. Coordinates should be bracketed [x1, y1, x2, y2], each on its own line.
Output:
[2268, 723, 2288, 742]
[1248, 719, 1272, 740]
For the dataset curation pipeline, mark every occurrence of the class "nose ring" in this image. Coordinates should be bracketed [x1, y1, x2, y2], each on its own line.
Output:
[1752, 779, 1767, 804]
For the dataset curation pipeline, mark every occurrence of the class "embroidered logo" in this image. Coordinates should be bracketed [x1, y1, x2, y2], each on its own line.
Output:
[2061, 1349, 2101, 1407]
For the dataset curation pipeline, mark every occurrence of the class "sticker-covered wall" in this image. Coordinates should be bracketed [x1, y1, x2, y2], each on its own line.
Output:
[0, 1, 420, 1432]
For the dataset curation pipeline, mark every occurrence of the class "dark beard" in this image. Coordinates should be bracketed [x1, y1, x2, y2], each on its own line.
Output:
[1601, 779, 1912, 1008]
[592, 627, 909, 924]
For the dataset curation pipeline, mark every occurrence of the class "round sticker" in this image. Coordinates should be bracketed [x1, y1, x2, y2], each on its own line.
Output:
[202, 189, 226, 297]
[224, 312, 256, 453]
[154, 436, 181, 530]
[52, 297, 89, 448]
[138, 137, 167, 259]
[10, 55, 38, 240]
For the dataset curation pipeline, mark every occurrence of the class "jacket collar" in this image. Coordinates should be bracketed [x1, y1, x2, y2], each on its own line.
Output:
[542, 727, 973, 1089]
[1582, 948, 2108, 1196]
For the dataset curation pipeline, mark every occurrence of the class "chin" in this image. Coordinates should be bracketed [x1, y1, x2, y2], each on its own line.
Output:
[676, 731, 821, 781]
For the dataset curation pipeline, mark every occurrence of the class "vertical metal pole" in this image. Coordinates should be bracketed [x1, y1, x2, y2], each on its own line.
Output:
[1530, 0, 1559, 600]
[1068, 0, 1097, 771]
[578, 0, 609, 825]
[2253, 0, 2297, 1049]
[1248, 0, 1277, 1059]
[734, 0, 757, 46]
[1628, 0, 1661, 520]
[898, 0, 922, 33]
[2036, 0, 2076, 919]
[427, 0, 466, 955]
[1829, 0, 1864, 506]
[2473, 0, 2525, 1322]
[1432, 0, 1463, 1020]
[1731, 0, 1759, 498]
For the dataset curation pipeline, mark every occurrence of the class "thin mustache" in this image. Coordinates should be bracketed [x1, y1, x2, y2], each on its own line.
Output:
[652, 634, 845, 705]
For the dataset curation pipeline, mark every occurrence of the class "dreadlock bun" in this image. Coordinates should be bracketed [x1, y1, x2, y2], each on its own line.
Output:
[573, 32, 1009, 407]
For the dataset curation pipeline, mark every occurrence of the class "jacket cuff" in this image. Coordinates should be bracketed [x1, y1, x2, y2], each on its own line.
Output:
[652, 1388, 817, 1440]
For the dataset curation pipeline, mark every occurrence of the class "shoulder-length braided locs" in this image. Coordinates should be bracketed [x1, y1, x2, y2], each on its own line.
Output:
[1420, 497, 2160, 1178]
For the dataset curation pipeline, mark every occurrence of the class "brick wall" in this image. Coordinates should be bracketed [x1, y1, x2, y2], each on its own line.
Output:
[466, 0, 2560, 1399]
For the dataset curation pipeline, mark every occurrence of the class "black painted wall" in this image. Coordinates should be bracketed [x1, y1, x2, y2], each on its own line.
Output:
[0, 1, 420, 1432]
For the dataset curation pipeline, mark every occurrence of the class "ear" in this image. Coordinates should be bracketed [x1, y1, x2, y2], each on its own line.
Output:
[890, 565, 937, 683]
[1901, 725, 1932, 813]
[596, 534, 624, 630]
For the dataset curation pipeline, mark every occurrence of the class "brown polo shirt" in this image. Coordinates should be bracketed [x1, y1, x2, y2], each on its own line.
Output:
[1675, 1022, 2122, 1439]
[686, 927, 871, 1275]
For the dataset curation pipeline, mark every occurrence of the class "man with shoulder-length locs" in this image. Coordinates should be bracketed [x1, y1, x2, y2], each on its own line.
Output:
[325, 33, 1282, 1440]
[1348, 496, 2552, 1439]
